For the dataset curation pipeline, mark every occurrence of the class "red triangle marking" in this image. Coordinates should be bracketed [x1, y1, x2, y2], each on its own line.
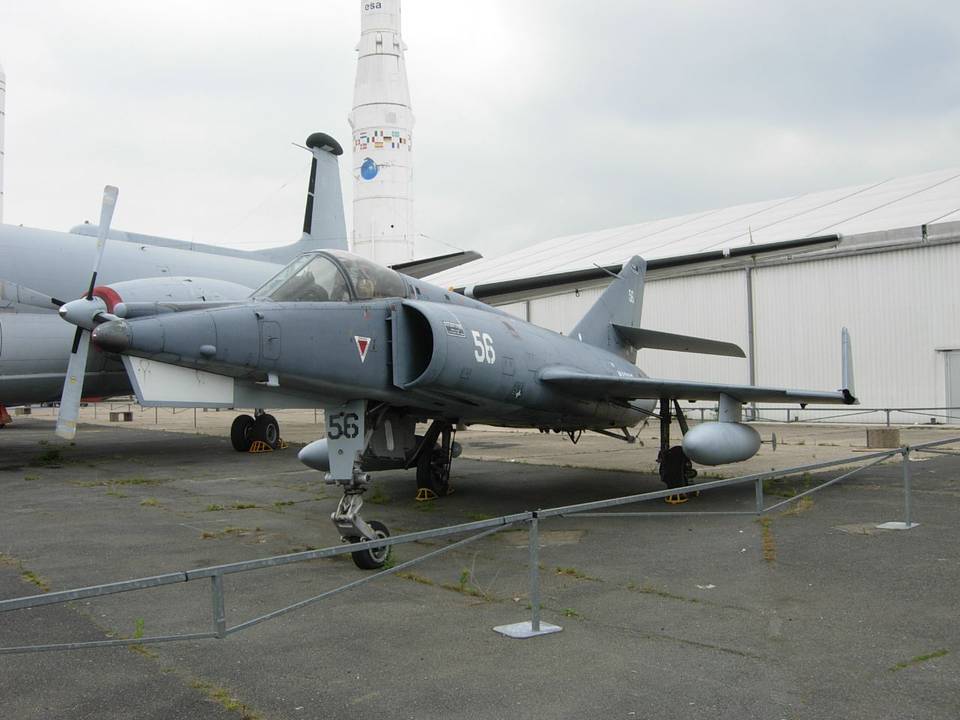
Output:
[355, 336, 371, 363]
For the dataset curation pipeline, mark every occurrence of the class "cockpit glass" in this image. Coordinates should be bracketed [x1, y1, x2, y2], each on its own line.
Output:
[327, 251, 408, 300]
[252, 251, 408, 302]
[254, 254, 351, 302]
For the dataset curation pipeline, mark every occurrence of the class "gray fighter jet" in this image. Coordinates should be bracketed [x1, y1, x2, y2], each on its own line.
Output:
[55, 185, 856, 569]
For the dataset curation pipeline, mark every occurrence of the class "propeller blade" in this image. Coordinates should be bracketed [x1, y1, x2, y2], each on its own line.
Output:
[55, 185, 119, 441]
[86, 185, 119, 300]
[55, 328, 92, 440]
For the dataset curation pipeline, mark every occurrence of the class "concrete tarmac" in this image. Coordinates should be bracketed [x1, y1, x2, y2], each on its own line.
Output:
[1, 416, 958, 719]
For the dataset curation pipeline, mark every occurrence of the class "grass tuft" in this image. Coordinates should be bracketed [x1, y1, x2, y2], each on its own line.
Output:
[890, 649, 949, 672]
[759, 517, 777, 563]
[367, 483, 389, 505]
[555, 566, 599, 581]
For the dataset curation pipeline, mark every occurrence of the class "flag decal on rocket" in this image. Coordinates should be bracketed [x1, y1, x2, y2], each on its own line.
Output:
[355, 336, 372, 363]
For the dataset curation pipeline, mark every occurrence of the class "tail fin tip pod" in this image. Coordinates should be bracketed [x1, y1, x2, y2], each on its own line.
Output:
[569, 256, 646, 361]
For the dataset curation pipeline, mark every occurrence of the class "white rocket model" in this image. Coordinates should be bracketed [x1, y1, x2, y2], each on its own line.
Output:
[0, 61, 6, 223]
[349, 0, 415, 265]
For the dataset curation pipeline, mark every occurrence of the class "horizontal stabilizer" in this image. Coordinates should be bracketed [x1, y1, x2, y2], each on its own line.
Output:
[612, 324, 745, 358]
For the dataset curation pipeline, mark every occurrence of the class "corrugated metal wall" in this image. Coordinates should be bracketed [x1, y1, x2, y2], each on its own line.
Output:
[752, 243, 960, 421]
[521, 243, 960, 423]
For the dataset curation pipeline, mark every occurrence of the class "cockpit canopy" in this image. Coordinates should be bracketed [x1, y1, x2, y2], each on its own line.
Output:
[254, 251, 407, 302]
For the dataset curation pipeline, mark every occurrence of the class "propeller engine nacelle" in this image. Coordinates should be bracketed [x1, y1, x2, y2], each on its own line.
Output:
[681, 421, 761, 466]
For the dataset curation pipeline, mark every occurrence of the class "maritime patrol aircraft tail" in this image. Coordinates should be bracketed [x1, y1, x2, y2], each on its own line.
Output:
[69, 132, 349, 265]
[570, 256, 746, 363]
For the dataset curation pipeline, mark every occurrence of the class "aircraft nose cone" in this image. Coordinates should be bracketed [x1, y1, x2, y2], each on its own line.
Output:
[91, 320, 132, 353]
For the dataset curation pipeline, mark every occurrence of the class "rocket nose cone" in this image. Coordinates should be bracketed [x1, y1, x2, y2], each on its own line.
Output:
[91, 320, 131, 353]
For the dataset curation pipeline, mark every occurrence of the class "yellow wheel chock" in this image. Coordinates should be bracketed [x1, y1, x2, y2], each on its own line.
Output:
[665, 493, 688, 505]
[415, 488, 438, 502]
[248, 439, 289, 454]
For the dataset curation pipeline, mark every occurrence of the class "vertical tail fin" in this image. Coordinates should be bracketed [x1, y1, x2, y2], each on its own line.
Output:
[301, 132, 348, 250]
[570, 256, 646, 361]
[248, 132, 348, 265]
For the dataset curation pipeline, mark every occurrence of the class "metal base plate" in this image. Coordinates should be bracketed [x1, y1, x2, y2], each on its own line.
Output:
[876, 521, 920, 530]
[493, 621, 563, 639]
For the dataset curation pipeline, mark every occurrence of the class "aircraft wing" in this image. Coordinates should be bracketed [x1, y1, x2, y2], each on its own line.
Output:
[392, 251, 482, 279]
[539, 368, 857, 406]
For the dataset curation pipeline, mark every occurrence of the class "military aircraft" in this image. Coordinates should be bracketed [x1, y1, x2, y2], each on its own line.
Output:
[0, 133, 477, 439]
[54, 184, 857, 569]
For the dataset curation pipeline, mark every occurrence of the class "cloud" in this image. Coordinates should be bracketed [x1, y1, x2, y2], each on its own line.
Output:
[1, 0, 958, 259]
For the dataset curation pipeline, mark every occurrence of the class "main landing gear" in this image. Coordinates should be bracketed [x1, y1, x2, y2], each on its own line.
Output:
[413, 420, 457, 501]
[657, 399, 698, 504]
[230, 409, 281, 452]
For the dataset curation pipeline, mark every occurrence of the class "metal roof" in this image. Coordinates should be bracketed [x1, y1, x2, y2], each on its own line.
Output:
[429, 167, 960, 287]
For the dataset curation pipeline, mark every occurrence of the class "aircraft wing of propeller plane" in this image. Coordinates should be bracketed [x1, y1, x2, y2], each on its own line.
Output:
[52, 185, 858, 570]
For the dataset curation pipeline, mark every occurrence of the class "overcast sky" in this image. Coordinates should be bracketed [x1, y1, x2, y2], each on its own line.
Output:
[1, 0, 958, 258]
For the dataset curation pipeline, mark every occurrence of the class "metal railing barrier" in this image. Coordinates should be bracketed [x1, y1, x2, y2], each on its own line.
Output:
[2, 436, 957, 651]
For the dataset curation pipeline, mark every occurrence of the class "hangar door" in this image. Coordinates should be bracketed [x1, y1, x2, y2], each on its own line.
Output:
[947, 351, 960, 422]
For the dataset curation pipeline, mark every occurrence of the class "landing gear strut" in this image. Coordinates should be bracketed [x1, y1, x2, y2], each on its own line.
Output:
[414, 420, 456, 501]
[657, 399, 697, 504]
[331, 484, 391, 570]
[323, 400, 391, 570]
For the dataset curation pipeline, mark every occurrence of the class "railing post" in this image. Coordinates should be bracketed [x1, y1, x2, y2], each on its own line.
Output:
[211, 574, 226, 639]
[886, 409, 891, 427]
[529, 512, 541, 632]
[902, 447, 913, 528]
[754, 479, 764, 515]
[494, 511, 561, 638]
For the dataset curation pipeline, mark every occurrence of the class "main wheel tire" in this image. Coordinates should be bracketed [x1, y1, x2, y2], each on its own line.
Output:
[230, 414, 256, 452]
[253, 413, 280, 449]
[416, 447, 450, 497]
[659, 445, 691, 489]
[350, 520, 391, 570]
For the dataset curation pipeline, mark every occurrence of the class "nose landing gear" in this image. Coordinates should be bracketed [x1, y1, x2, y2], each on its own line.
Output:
[321, 400, 392, 570]
[331, 481, 392, 570]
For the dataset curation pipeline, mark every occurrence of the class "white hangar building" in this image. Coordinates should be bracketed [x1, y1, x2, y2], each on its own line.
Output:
[429, 168, 960, 424]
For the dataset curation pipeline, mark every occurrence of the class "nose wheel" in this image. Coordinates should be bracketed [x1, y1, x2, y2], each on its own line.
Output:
[349, 520, 391, 570]
[331, 484, 391, 570]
